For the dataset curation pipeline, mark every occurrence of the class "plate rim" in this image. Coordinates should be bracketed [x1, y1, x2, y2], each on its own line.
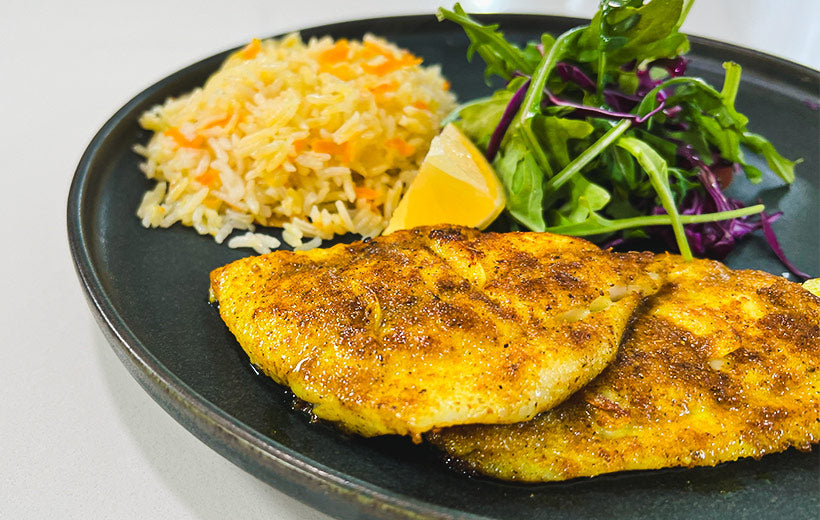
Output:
[66, 13, 820, 520]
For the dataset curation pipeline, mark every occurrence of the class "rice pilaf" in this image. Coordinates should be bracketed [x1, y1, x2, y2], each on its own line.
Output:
[135, 33, 455, 252]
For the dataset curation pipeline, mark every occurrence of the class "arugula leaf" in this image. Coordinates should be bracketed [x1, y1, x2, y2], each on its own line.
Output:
[436, 4, 534, 81]
[531, 115, 595, 171]
[546, 205, 765, 236]
[636, 76, 722, 116]
[600, 145, 639, 191]
[617, 136, 692, 260]
[636, 70, 783, 185]
[551, 175, 611, 225]
[575, 0, 689, 92]
[604, 0, 685, 57]
[455, 90, 514, 149]
[741, 131, 799, 183]
[544, 119, 632, 196]
[667, 167, 701, 205]
[517, 26, 588, 173]
[494, 139, 547, 231]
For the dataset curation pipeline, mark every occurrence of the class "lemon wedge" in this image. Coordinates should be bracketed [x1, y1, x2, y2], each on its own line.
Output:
[383, 123, 505, 234]
[803, 278, 820, 297]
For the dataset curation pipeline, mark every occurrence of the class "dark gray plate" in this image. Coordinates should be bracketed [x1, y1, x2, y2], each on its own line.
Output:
[68, 14, 819, 520]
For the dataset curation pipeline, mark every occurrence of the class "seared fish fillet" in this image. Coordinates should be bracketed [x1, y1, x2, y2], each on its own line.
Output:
[209, 226, 662, 439]
[428, 256, 820, 481]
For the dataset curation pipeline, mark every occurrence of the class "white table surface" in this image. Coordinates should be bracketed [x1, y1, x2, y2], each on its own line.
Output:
[2, 1, 818, 518]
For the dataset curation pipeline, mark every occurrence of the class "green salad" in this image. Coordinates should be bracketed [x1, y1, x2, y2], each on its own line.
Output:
[437, 0, 809, 278]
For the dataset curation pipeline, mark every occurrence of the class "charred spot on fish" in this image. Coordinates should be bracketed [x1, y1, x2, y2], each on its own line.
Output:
[336, 295, 371, 328]
[350, 336, 383, 359]
[728, 347, 762, 364]
[436, 301, 480, 329]
[759, 312, 820, 350]
[428, 227, 466, 242]
[382, 328, 409, 346]
[435, 276, 470, 293]
[587, 394, 629, 417]
[508, 250, 540, 270]
[708, 375, 742, 407]
[553, 271, 583, 289]
[412, 334, 434, 351]
[570, 326, 593, 345]
[505, 362, 521, 377]
[748, 407, 789, 433]
[756, 282, 796, 309]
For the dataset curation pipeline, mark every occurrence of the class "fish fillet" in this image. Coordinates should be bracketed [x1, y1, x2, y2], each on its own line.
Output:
[428, 256, 820, 481]
[209, 226, 663, 439]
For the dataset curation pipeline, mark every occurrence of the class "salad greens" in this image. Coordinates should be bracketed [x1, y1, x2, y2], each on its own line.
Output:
[437, 1, 807, 276]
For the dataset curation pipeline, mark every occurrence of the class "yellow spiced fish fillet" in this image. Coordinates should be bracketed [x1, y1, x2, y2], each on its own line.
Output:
[428, 256, 820, 481]
[209, 225, 664, 440]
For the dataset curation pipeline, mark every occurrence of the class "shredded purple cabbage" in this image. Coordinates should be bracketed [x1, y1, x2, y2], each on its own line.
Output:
[486, 79, 530, 161]
[671, 157, 758, 256]
[496, 59, 688, 137]
[654, 57, 689, 76]
[542, 89, 666, 123]
[650, 158, 810, 278]
[603, 90, 642, 112]
[486, 66, 666, 162]
[759, 204, 811, 279]
[555, 62, 643, 112]
[654, 146, 759, 257]
[651, 189, 771, 259]
[620, 59, 637, 72]
[600, 236, 627, 250]
[556, 62, 596, 92]
[698, 164, 734, 212]
[637, 57, 688, 96]
[677, 143, 710, 171]
[662, 105, 683, 119]
[555, 59, 688, 114]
